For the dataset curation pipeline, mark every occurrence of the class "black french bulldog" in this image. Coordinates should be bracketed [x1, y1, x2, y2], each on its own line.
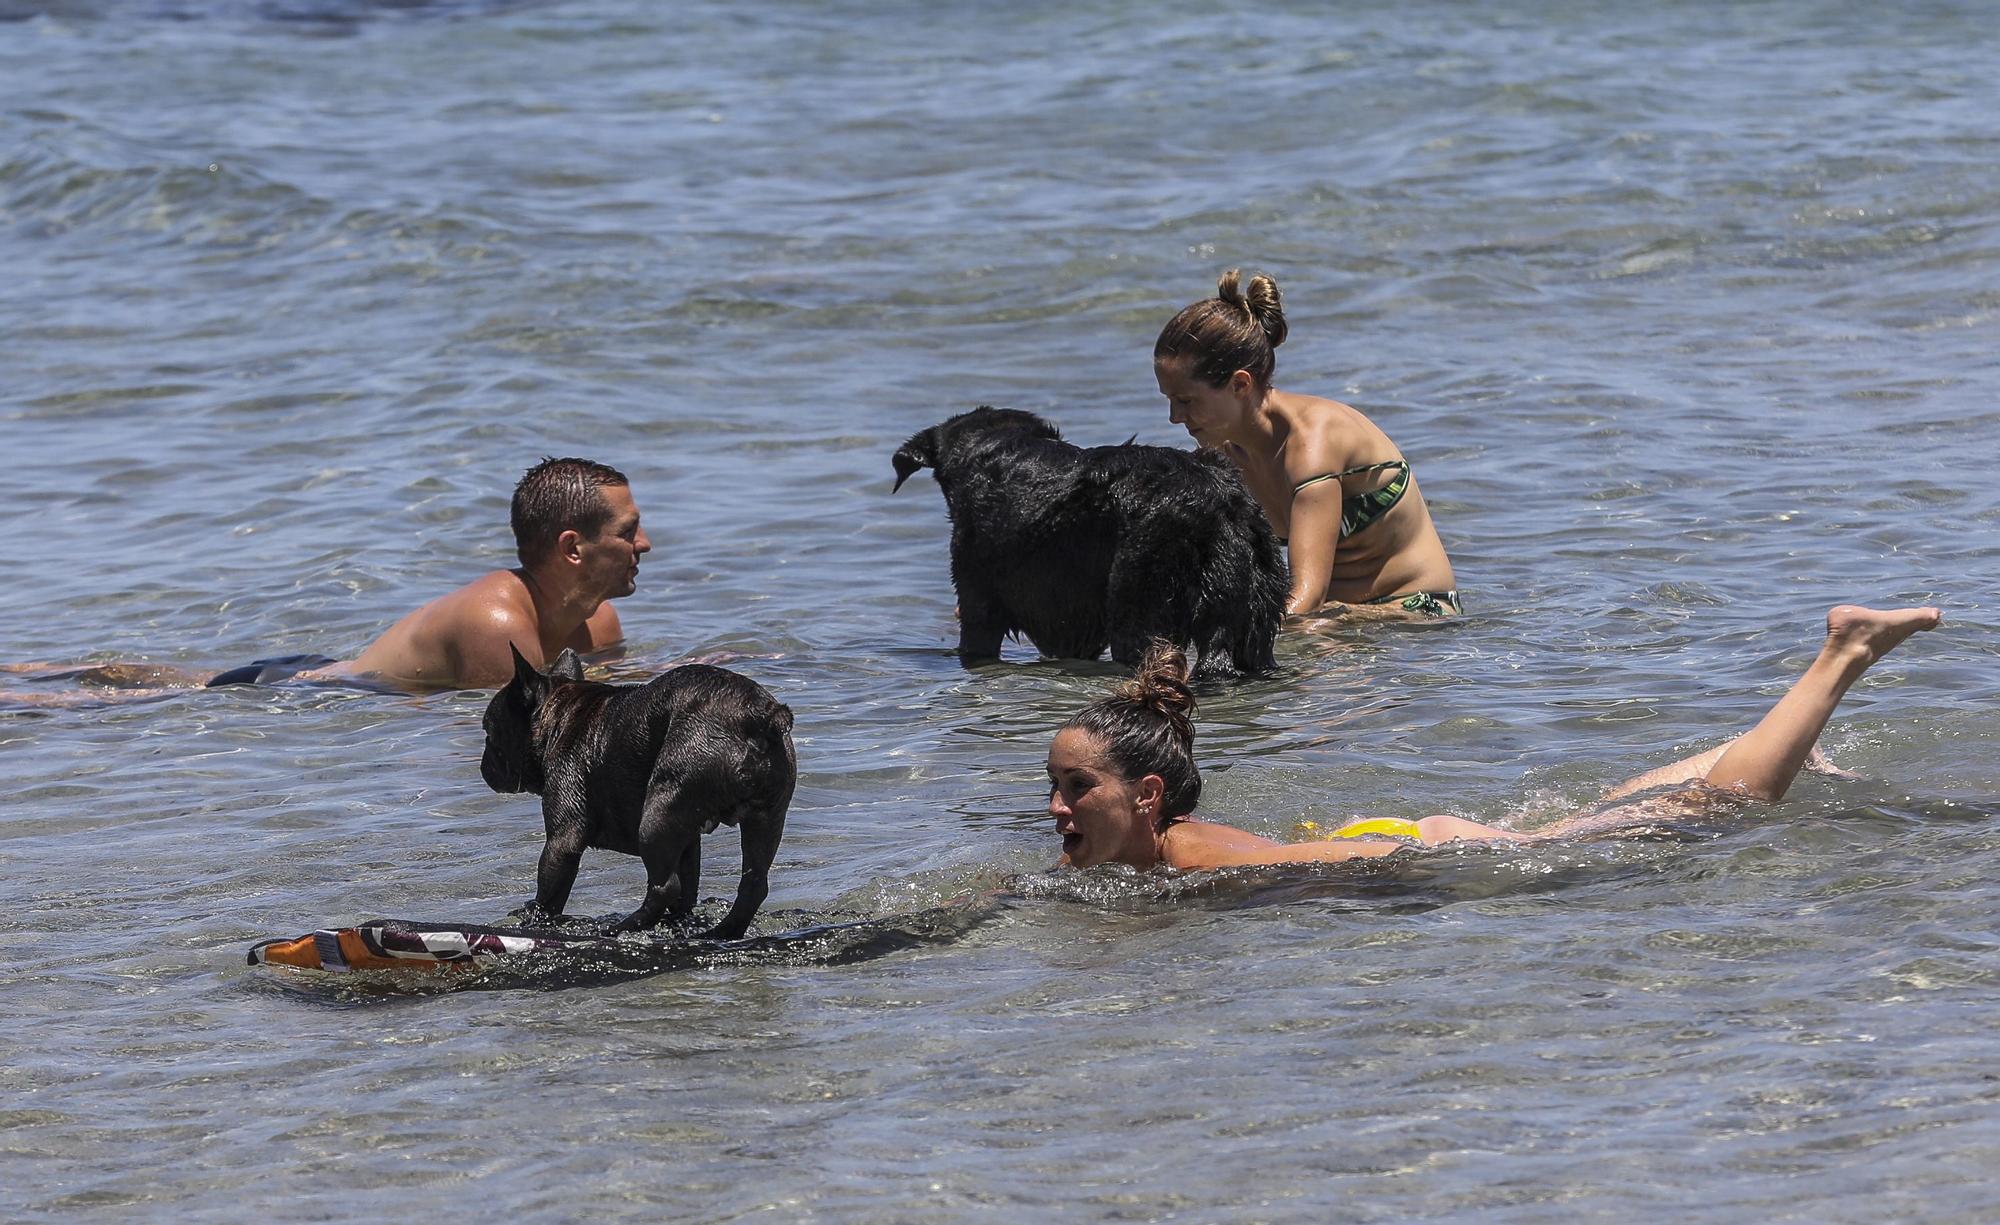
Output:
[480, 646, 797, 940]
[892, 406, 1289, 678]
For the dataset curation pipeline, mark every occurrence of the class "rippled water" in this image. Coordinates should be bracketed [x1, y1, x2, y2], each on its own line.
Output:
[5, 1, 2000, 1219]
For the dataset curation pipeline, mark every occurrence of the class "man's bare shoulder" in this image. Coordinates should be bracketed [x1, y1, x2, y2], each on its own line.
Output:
[426, 569, 534, 614]
[451, 570, 538, 620]
[349, 570, 540, 689]
[428, 570, 543, 683]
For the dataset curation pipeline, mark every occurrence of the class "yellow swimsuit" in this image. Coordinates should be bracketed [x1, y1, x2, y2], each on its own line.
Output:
[1295, 817, 1427, 842]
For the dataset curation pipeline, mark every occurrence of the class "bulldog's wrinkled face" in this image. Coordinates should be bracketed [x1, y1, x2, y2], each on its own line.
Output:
[480, 646, 554, 794]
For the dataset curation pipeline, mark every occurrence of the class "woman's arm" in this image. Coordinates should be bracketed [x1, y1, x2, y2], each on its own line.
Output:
[1283, 481, 1342, 615]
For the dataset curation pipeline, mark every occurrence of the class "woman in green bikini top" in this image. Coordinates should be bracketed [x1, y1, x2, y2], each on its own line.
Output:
[1153, 270, 1459, 618]
[1052, 606, 1942, 872]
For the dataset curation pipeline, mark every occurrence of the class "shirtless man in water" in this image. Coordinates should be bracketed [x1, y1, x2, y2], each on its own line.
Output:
[308, 455, 650, 690]
[5, 457, 649, 697]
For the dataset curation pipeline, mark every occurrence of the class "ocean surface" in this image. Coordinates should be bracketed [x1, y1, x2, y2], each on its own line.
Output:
[4, 1, 1999, 1220]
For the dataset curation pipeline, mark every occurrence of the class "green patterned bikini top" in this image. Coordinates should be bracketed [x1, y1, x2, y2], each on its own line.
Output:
[1292, 459, 1411, 538]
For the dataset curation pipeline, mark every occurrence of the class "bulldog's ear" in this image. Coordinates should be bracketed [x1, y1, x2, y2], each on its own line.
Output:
[510, 643, 545, 697]
[549, 648, 585, 683]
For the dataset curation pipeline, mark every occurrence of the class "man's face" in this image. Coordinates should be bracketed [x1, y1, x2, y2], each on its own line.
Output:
[578, 484, 651, 598]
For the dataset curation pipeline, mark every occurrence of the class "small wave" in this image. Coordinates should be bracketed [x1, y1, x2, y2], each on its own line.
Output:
[2, 1, 545, 28]
[1008, 836, 1688, 916]
[1, 137, 522, 280]
[4, 140, 319, 247]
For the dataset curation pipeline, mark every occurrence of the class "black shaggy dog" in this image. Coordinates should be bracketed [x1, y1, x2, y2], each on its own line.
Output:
[892, 406, 1289, 677]
[480, 647, 796, 940]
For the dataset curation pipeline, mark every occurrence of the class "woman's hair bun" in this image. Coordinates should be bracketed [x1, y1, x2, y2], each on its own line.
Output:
[1216, 267, 1247, 310]
[1242, 272, 1287, 349]
[1157, 267, 1287, 389]
[1117, 640, 1196, 730]
[1213, 269, 1287, 350]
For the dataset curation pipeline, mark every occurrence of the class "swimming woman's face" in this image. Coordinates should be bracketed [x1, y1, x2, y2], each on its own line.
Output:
[1047, 728, 1162, 870]
[1155, 358, 1255, 448]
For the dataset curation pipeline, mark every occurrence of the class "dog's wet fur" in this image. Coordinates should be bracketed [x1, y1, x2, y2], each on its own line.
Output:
[893, 406, 1289, 678]
[480, 647, 796, 939]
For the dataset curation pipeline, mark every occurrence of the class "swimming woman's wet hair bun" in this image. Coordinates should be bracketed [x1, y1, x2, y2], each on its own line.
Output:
[1115, 640, 1196, 746]
[1065, 639, 1203, 820]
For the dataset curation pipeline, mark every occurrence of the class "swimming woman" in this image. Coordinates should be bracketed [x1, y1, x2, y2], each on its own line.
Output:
[1047, 604, 1941, 871]
[1153, 270, 1458, 618]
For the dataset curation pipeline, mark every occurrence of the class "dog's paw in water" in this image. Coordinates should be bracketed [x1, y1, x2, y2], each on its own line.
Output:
[610, 907, 693, 935]
[506, 904, 599, 932]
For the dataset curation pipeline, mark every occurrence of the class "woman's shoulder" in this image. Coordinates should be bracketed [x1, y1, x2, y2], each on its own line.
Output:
[1160, 818, 1281, 868]
[1272, 391, 1398, 480]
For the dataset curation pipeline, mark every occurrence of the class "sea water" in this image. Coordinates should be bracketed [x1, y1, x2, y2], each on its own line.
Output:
[3, 2, 1998, 1219]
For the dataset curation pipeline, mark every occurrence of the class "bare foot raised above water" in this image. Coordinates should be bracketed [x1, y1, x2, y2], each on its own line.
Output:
[1824, 604, 1942, 665]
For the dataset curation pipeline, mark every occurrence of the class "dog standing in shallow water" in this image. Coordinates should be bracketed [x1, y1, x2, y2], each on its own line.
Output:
[480, 647, 796, 939]
[893, 407, 1289, 678]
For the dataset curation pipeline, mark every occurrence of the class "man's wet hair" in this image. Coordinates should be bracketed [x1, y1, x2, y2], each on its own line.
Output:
[511, 457, 630, 566]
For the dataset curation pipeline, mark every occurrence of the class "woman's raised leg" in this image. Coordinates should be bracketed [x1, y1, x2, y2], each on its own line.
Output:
[1699, 605, 1939, 801]
[1600, 741, 1856, 802]
[1531, 605, 1938, 840]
